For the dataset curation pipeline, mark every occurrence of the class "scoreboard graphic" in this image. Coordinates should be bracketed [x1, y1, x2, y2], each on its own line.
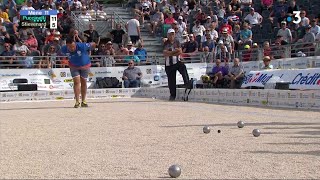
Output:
[20, 10, 58, 29]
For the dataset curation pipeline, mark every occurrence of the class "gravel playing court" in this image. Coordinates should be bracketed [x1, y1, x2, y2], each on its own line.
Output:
[1, 98, 319, 179]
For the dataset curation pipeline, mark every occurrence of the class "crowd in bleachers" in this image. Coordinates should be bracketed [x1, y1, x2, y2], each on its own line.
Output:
[126, 0, 320, 63]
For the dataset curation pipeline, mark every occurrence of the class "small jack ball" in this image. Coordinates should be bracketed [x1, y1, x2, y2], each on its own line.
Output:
[217, 130, 221, 133]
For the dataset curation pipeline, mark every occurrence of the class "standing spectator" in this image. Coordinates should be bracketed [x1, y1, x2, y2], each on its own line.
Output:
[83, 23, 100, 45]
[244, 7, 263, 26]
[126, 14, 141, 45]
[134, 42, 147, 62]
[277, 21, 292, 43]
[300, 10, 310, 27]
[220, 28, 235, 54]
[122, 60, 142, 88]
[226, 58, 244, 89]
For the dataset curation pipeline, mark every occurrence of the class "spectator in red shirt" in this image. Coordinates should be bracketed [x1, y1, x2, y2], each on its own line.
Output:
[219, 19, 232, 34]
[242, 44, 252, 61]
[164, 12, 175, 25]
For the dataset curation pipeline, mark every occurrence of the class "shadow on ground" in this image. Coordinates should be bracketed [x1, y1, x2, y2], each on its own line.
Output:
[248, 150, 320, 157]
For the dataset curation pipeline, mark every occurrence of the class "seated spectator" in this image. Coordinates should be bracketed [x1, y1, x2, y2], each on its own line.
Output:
[17, 50, 34, 68]
[215, 43, 230, 62]
[219, 19, 232, 35]
[58, 12, 75, 35]
[19, 27, 34, 41]
[13, 39, 30, 55]
[83, 24, 100, 45]
[194, 8, 207, 24]
[105, 41, 115, 55]
[24, 32, 40, 55]
[200, 46, 213, 63]
[250, 43, 259, 61]
[226, 58, 244, 89]
[42, 37, 61, 56]
[147, 8, 164, 36]
[232, 24, 241, 50]
[316, 32, 320, 42]
[262, 56, 273, 69]
[216, 4, 226, 21]
[311, 19, 320, 36]
[126, 41, 136, 52]
[242, 44, 252, 61]
[68, 29, 84, 43]
[221, 28, 235, 54]
[240, 0, 252, 10]
[239, 23, 253, 47]
[228, 0, 241, 14]
[101, 50, 115, 67]
[124, 50, 140, 63]
[115, 44, 129, 61]
[272, 40, 285, 59]
[164, 12, 175, 25]
[211, 59, 228, 87]
[0, 43, 15, 68]
[2, 31, 16, 45]
[0, 8, 10, 22]
[21, 0, 35, 10]
[300, 10, 310, 27]
[192, 20, 205, 47]
[96, 5, 108, 20]
[294, 21, 306, 42]
[39, 45, 59, 68]
[269, 0, 287, 24]
[134, 42, 147, 62]
[287, 0, 298, 16]
[122, 60, 142, 88]
[182, 34, 198, 61]
[263, 41, 273, 59]
[244, 7, 263, 26]
[200, 33, 215, 52]
[261, 0, 273, 10]
[227, 10, 240, 25]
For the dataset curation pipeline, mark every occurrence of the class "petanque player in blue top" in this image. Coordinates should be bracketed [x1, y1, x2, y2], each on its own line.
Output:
[61, 38, 96, 108]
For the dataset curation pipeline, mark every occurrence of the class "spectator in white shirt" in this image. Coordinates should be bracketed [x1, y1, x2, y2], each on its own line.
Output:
[300, 10, 310, 27]
[244, 7, 263, 26]
[21, 0, 35, 10]
[311, 19, 320, 36]
[277, 21, 292, 43]
[192, 20, 206, 47]
[126, 14, 141, 45]
[72, 0, 82, 9]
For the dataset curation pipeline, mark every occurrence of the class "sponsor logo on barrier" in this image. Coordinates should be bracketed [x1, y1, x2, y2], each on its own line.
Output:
[29, 72, 47, 76]
[243, 73, 284, 85]
[146, 69, 152, 74]
[0, 80, 7, 85]
[291, 73, 320, 85]
[49, 85, 64, 89]
[48, 70, 56, 78]
[37, 85, 47, 89]
[95, 71, 111, 74]
[154, 75, 160, 81]
[60, 72, 67, 77]
[55, 97, 64, 100]
[52, 79, 62, 84]
[64, 79, 73, 83]
[0, 73, 21, 77]
[69, 83, 73, 88]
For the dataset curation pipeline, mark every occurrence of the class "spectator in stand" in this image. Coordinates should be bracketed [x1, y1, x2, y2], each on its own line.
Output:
[126, 41, 136, 52]
[110, 24, 126, 51]
[58, 12, 75, 35]
[24, 32, 39, 55]
[211, 59, 228, 87]
[262, 56, 273, 69]
[13, 39, 30, 55]
[182, 34, 198, 61]
[219, 19, 232, 35]
[241, 44, 251, 61]
[105, 41, 115, 55]
[200, 46, 213, 63]
[269, 0, 287, 25]
[294, 21, 306, 42]
[250, 43, 259, 61]
[122, 60, 142, 88]
[0, 43, 15, 68]
[227, 10, 240, 25]
[273, 39, 285, 59]
[300, 10, 310, 27]
[228, 0, 241, 14]
[39, 45, 58, 68]
[277, 21, 292, 44]
[263, 41, 273, 59]
[126, 14, 141, 45]
[177, 16, 187, 36]
[42, 37, 61, 56]
[200, 33, 215, 52]
[134, 42, 147, 63]
[261, 0, 273, 10]
[83, 23, 100, 45]
[19, 27, 34, 41]
[216, 3, 226, 21]
[240, 0, 252, 10]
[147, 8, 164, 36]
[194, 8, 207, 24]
[71, 0, 82, 10]
[17, 50, 34, 68]
[287, 0, 298, 16]
[124, 50, 140, 63]
[220, 28, 235, 54]
[226, 58, 244, 89]
[181, 0, 189, 23]
[232, 24, 241, 50]
[115, 44, 129, 62]
[239, 23, 252, 47]
[164, 12, 175, 25]
[102, 50, 115, 67]
[316, 32, 320, 42]
[192, 20, 205, 47]
[244, 7, 263, 26]
[0, 8, 10, 22]
[68, 29, 84, 43]
[311, 19, 320, 36]
[215, 42, 230, 62]
[2, 31, 16, 45]
[21, 0, 35, 10]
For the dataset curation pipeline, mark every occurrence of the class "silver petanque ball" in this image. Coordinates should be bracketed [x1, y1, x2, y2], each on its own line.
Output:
[203, 126, 211, 134]
[252, 129, 261, 137]
[237, 121, 245, 128]
[168, 164, 181, 178]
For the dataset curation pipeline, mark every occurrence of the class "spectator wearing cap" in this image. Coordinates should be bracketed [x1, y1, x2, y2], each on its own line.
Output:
[192, 20, 205, 47]
[177, 16, 187, 34]
[311, 19, 320, 36]
[45, 30, 60, 44]
[296, 25, 316, 56]
[126, 14, 141, 45]
[262, 56, 273, 69]
[126, 41, 136, 52]
[109, 23, 126, 50]
[134, 42, 147, 62]
[21, 0, 35, 10]
[122, 60, 142, 88]
[104, 41, 115, 55]
[250, 43, 259, 61]
[215, 42, 230, 62]
[242, 44, 251, 62]
[0, 43, 15, 68]
[244, 7, 263, 26]
[277, 21, 292, 43]
[194, 8, 207, 25]
[220, 28, 235, 54]
[239, 23, 253, 47]
[219, 19, 232, 34]
[200, 33, 215, 52]
[124, 49, 140, 63]
[181, 0, 189, 23]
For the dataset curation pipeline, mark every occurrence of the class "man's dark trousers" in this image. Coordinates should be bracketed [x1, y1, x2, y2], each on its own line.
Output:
[165, 61, 190, 99]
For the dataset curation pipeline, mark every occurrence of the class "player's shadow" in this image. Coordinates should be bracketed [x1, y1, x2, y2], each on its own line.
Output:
[266, 142, 320, 145]
[248, 150, 320, 157]
[90, 100, 153, 104]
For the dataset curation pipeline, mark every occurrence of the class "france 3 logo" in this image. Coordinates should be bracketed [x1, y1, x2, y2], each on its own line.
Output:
[286, 11, 302, 24]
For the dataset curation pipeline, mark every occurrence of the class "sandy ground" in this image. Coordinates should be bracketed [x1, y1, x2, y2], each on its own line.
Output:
[0, 98, 319, 179]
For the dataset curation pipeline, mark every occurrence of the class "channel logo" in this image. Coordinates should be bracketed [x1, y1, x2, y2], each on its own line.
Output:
[286, 11, 302, 24]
